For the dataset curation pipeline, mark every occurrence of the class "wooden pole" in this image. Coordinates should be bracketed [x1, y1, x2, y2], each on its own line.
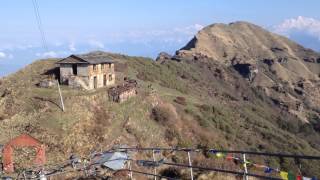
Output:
[128, 160, 133, 180]
[57, 80, 65, 112]
[153, 150, 157, 180]
[243, 153, 249, 180]
[187, 151, 194, 180]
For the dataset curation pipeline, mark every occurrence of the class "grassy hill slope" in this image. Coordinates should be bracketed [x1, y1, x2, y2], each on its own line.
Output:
[0, 51, 320, 178]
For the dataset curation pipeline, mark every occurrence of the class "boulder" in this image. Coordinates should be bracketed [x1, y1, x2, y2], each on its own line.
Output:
[156, 52, 172, 62]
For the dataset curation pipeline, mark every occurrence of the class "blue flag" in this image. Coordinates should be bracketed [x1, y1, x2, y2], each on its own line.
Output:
[264, 167, 273, 173]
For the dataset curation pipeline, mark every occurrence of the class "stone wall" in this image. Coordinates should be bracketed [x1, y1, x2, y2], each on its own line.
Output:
[118, 88, 137, 103]
[59, 63, 115, 90]
[77, 64, 89, 76]
[59, 64, 73, 83]
[88, 64, 114, 76]
[68, 76, 90, 90]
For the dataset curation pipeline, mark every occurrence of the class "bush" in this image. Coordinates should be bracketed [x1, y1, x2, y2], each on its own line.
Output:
[151, 104, 177, 125]
[174, 96, 187, 106]
[159, 167, 182, 179]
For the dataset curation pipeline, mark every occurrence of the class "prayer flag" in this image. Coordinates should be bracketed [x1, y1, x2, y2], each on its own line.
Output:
[288, 172, 295, 180]
[302, 177, 311, 180]
[264, 167, 273, 173]
[209, 149, 217, 154]
[280, 171, 289, 180]
[216, 152, 225, 158]
[226, 154, 233, 161]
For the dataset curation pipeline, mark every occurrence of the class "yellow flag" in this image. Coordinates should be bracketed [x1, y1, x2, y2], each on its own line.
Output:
[280, 171, 288, 180]
[216, 152, 224, 158]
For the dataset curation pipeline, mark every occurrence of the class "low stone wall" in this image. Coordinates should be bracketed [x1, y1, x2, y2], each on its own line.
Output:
[68, 76, 90, 90]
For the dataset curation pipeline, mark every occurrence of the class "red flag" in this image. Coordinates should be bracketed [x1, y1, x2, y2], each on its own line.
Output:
[226, 154, 233, 161]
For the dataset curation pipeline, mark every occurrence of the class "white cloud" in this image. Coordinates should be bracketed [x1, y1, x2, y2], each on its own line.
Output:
[116, 23, 204, 44]
[68, 42, 77, 52]
[88, 39, 105, 49]
[173, 24, 204, 35]
[274, 16, 320, 39]
[0, 52, 6, 58]
[36, 51, 58, 58]
[0, 52, 13, 60]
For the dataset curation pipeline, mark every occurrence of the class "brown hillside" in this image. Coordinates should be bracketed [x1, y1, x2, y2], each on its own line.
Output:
[175, 21, 320, 122]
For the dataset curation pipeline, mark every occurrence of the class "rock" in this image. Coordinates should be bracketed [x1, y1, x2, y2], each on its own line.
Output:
[263, 59, 275, 66]
[1, 89, 12, 98]
[233, 63, 258, 81]
[38, 79, 56, 88]
[272, 84, 285, 93]
[156, 52, 172, 62]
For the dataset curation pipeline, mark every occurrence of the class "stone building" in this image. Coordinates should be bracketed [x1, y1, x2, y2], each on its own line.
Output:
[108, 79, 137, 103]
[57, 55, 115, 90]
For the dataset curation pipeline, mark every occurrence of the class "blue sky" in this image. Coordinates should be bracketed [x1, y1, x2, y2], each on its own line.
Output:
[1, 0, 320, 77]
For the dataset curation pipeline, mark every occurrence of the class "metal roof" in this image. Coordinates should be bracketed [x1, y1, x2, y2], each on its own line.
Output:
[96, 151, 129, 170]
[57, 55, 114, 64]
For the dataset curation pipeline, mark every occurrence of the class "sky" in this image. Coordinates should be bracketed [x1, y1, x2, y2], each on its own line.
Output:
[1, 0, 320, 77]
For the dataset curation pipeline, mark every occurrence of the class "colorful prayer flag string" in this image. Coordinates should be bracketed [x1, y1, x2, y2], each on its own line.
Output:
[207, 149, 318, 180]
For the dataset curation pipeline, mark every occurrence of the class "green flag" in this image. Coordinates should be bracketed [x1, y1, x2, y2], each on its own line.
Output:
[288, 172, 295, 180]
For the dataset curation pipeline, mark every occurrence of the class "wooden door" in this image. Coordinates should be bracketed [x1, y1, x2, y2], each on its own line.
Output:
[94, 76, 97, 89]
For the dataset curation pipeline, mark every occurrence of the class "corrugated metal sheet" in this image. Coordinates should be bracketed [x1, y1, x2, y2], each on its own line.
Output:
[97, 152, 128, 170]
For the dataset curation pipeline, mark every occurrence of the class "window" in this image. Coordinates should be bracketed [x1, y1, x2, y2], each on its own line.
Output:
[109, 64, 112, 68]
[101, 64, 104, 70]
[109, 74, 113, 81]
[93, 64, 97, 71]
[103, 74, 107, 86]
[93, 76, 97, 89]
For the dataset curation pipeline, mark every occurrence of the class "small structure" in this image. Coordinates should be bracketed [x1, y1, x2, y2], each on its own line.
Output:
[56, 55, 115, 90]
[38, 79, 56, 88]
[2, 134, 46, 173]
[108, 78, 137, 103]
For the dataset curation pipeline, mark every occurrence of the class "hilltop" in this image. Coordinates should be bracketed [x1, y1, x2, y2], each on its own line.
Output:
[174, 21, 320, 123]
[0, 22, 320, 178]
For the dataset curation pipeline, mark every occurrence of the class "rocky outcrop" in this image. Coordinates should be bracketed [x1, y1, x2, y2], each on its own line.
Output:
[156, 52, 172, 62]
[175, 21, 320, 122]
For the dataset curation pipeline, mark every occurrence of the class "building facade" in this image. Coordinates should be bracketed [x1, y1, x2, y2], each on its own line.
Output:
[57, 55, 115, 90]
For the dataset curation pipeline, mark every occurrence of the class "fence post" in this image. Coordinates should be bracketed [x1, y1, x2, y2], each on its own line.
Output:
[128, 160, 133, 180]
[57, 80, 65, 112]
[187, 151, 194, 180]
[153, 150, 157, 180]
[243, 153, 249, 180]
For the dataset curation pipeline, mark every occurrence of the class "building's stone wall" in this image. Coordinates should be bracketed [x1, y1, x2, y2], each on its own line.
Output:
[118, 88, 137, 103]
[77, 64, 89, 76]
[88, 63, 115, 89]
[88, 64, 114, 75]
[68, 76, 90, 90]
[59, 63, 115, 90]
[60, 64, 73, 83]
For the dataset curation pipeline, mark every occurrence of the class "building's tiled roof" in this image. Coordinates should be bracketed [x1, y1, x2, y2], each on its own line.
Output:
[57, 55, 114, 64]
